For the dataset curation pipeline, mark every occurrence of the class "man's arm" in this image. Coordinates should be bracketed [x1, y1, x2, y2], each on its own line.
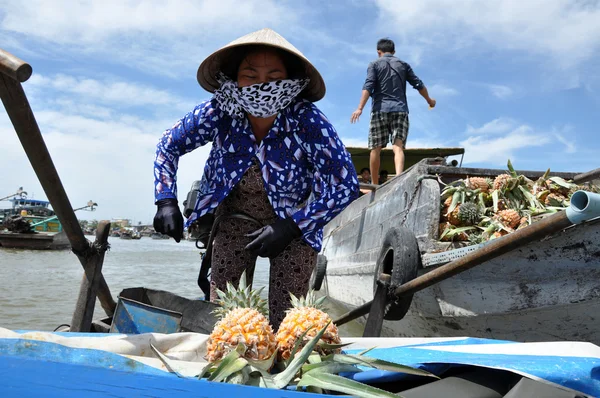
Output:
[418, 87, 436, 108]
[351, 90, 370, 123]
[407, 64, 436, 108]
[351, 63, 376, 123]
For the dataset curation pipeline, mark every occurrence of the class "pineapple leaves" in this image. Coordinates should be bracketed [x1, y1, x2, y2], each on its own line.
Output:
[302, 361, 362, 376]
[284, 324, 316, 367]
[548, 176, 576, 189]
[330, 354, 438, 378]
[447, 191, 461, 214]
[208, 344, 249, 382]
[272, 321, 330, 389]
[492, 190, 500, 213]
[317, 341, 353, 350]
[298, 372, 402, 398]
[507, 159, 517, 177]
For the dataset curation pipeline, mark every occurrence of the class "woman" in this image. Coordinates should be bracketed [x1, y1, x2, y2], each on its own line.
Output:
[153, 28, 359, 328]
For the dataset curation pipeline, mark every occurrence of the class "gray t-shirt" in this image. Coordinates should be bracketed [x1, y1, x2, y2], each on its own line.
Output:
[362, 54, 425, 113]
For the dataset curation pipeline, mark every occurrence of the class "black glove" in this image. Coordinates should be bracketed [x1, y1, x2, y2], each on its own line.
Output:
[153, 198, 184, 243]
[244, 218, 302, 258]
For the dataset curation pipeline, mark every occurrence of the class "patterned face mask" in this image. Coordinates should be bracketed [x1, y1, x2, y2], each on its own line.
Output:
[213, 72, 310, 119]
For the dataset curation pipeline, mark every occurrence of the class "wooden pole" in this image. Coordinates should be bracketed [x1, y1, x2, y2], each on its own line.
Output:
[70, 221, 112, 332]
[0, 49, 117, 321]
[573, 168, 600, 184]
[0, 49, 32, 83]
[362, 273, 391, 337]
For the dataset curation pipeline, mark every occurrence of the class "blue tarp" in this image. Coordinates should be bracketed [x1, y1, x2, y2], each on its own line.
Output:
[1, 330, 599, 397]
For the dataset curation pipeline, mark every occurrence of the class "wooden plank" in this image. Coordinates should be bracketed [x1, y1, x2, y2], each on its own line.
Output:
[70, 221, 112, 332]
[427, 165, 581, 180]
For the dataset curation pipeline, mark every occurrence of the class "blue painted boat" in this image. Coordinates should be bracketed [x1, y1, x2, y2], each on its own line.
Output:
[1, 325, 599, 397]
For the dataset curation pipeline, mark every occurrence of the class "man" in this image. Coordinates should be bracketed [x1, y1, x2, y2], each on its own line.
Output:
[358, 167, 371, 184]
[351, 38, 436, 184]
[379, 169, 389, 184]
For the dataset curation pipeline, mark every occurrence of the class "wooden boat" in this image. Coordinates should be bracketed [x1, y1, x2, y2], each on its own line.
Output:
[0, 230, 70, 250]
[316, 154, 600, 344]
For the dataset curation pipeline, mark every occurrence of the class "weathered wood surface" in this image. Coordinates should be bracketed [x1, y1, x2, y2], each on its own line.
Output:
[321, 159, 600, 343]
[71, 221, 112, 332]
[0, 230, 70, 250]
[573, 167, 600, 184]
[426, 164, 581, 181]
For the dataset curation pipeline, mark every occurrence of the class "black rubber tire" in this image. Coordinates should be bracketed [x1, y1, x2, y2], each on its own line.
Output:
[373, 227, 420, 320]
[310, 254, 327, 291]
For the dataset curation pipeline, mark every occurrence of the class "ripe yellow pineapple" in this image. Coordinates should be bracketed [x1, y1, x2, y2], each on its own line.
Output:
[206, 272, 277, 362]
[517, 216, 529, 230]
[466, 177, 490, 193]
[275, 290, 341, 361]
[447, 206, 461, 226]
[492, 230, 509, 239]
[493, 174, 512, 191]
[496, 209, 521, 229]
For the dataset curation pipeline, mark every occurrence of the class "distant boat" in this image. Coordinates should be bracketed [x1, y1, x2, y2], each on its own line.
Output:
[1, 197, 60, 232]
[0, 230, 70, 250]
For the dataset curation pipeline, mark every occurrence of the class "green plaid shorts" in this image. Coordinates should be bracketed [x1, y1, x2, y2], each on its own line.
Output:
[368, 111, 409, 149]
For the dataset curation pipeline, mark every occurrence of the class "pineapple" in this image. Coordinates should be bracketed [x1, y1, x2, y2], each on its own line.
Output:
[206, 271, 277, 362]
[275, 291, 341, 361]
[456, 202, 481, 226]
[493, 174, 512, 191]
[443, 196, 453, 207]
[447, 206, 461, 226]
[496, 209, 521, 229]
[447, 203, 481, 226]
[466, 177, 491, 193]
[517, 216, 529, 230]
[492, 230, 509, 239]
[545, 193, 567, 207]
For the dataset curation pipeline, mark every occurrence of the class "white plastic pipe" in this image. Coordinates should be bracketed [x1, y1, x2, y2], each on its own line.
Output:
[566, 190, 600, 224]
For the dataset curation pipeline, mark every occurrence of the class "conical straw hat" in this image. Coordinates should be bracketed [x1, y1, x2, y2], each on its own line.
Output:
[197, 28, 325, 102]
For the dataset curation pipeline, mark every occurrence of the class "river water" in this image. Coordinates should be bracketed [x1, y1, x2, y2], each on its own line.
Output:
[0, 236, 363, 335]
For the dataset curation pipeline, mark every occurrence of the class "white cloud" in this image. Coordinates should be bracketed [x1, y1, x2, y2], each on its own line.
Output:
[554, 132, 577, 154]
[27, 74, 195, 111]
[0, 68, 211, 223]
[465, 117, 516, 135]
[0, 0, 302, 78]
[459, 119, 573, 165]
[428, 84, 459, 97]
[488, 84, 513, 99]
[1, 108, 211, 224]
[460, 130, 550, 165]
[374, 0, 600, 69]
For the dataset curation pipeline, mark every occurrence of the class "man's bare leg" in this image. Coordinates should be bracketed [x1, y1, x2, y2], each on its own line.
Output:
[370, 147, 382, 185]
[392, 139, 405, 175]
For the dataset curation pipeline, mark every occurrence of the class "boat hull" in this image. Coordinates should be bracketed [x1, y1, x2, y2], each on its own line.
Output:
[320, 160, 600, 344]
[0, 230, 70, 250]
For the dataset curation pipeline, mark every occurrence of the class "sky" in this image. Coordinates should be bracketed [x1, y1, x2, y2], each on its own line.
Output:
[1, 0, 599, 224]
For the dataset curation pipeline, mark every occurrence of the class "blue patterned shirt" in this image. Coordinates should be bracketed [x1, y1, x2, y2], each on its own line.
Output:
[154, 98, 359, 251]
